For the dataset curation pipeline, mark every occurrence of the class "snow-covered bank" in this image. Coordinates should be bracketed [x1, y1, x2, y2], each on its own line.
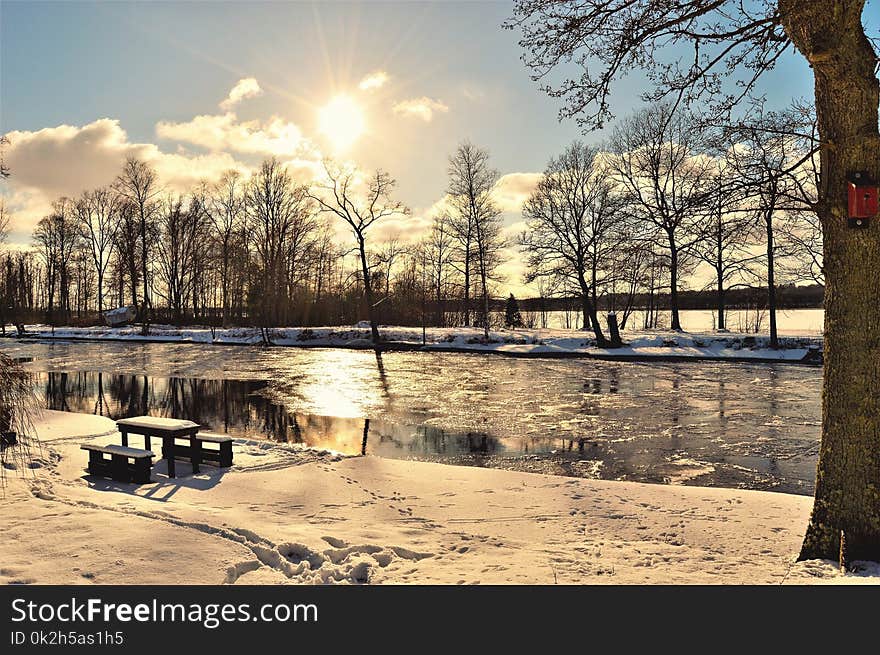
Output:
[5, 323, 823, 363]
[2, 410, 874, 585]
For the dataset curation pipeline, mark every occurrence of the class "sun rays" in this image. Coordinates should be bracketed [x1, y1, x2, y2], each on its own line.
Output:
[318, 94, 367, 152]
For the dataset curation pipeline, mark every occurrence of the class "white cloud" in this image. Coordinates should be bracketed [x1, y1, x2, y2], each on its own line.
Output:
[0, 119, 251, 244]
[219, 77, 263, 111]
[373, 212, 429, 244]
[156, 113, 311, 157]
[2, 120, 150, 199]
[492, 172, 542, 212]
[150, 150, 248, 194]
[0, 188, 54, 242]
[392, 97, 449, 122]
[358, 71, 389, 92]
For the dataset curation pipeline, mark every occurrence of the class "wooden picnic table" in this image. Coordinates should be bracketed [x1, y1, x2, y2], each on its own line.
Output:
[116, 416, 201, 478]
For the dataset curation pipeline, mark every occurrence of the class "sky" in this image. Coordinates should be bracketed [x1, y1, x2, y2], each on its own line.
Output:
[0, 0, 825, 295]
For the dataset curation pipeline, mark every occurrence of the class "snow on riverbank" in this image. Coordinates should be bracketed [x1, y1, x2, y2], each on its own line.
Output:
[5, 323, 823, 363]
[2, 410, 873, 584]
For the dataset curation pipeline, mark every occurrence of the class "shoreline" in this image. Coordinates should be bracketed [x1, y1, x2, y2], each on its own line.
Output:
[2, 326, 824, 366]
[3, 410, 875, 585]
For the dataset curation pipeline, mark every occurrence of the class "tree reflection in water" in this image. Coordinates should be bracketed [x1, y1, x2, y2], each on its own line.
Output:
[35, 371, 502, 458]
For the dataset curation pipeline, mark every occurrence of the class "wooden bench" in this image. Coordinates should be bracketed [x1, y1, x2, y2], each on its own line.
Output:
[81, 444, 154, 484]
[162, 433, 234, 469]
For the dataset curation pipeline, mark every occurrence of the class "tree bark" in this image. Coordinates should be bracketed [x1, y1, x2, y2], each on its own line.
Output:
[780, 0, 880, 565]
[765, 212, 779, 348]
[463, 244, 471, 327]
[140, 210, 150, 335]
[97, 270, 104, 317]
[480, 258, 490, 340]
[716, 209, 726, 330]
[358, 237, 381, 346]
[578, 273, 609, 346]
[668, 231, 682, 331]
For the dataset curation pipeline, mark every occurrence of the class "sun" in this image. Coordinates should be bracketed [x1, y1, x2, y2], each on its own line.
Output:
[318, 94, 366, 151]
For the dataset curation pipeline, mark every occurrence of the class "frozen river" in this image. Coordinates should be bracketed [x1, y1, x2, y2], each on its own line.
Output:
[4, 339, 822, 495]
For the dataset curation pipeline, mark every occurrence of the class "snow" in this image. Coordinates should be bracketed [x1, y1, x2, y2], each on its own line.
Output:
[90, 444, 157, 458]
[102, 306, 135, 327]
[5, 323, 824, 363]
[116, 415, 199, 430]
[3, 410, 875, 585]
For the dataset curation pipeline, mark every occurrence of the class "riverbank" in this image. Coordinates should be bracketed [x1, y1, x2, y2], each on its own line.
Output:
[3, 323, 823, 364]
[2, 410, 875, 584]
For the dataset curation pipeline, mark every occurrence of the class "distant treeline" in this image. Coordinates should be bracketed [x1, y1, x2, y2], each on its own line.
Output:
[512, 284, 824, 313]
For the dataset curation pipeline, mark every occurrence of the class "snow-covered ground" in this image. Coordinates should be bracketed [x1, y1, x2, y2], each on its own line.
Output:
[5, 323, 823, 363]
[2, 410, 875, 585]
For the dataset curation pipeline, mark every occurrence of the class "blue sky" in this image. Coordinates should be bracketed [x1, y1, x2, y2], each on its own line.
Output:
[0, 0, 830, 290]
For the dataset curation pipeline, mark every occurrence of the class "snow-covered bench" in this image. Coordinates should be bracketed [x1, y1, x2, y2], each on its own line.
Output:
[81, 443, 154, 484]
[116, 416, 201, 478]
[161, 433, 234, 469]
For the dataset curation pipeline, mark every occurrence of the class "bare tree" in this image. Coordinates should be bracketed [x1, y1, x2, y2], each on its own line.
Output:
[779, 209, 824, 285]
[428, 214, 455, 326]
[447, 142, 506, 339]
[115, 158, 160, 334]
[308, 160, 410, 345]
[607, 228, 654, 330]
[692, 161, 761, 331]
[507, 0, 880, 566]
[33, 215, 59, 325]
[111, 201, 142, 315]
[245, 159, 316, 336]
[724, 113, 812, 348]
[520, 141, 620, 345]
[759, 104, 825, 287]
[33, 199, 79, 325]
[155, 194, 206, 324]
[609, 104, 714, 331]
[75, 187, 120, 317]
[205, 171, 246, 325]
[378, 237, 405, 300]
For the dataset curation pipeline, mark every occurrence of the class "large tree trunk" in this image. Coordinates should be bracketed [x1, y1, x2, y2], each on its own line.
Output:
[781, 0, 880, 565]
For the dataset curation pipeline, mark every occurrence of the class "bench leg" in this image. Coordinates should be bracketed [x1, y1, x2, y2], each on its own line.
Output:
[219, 442, 233, 467]
[164, 437, 176, 478]
[133, 458, 152, 484]
[145, 435, 151, 452]
[110, 454, 129, 482]
[190, 434, 200, 474]
[87, 451, 110, 477]
[120, 429, 128, 447]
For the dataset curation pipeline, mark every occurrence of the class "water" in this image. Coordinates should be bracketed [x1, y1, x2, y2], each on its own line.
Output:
[4, 339, 823, 495]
